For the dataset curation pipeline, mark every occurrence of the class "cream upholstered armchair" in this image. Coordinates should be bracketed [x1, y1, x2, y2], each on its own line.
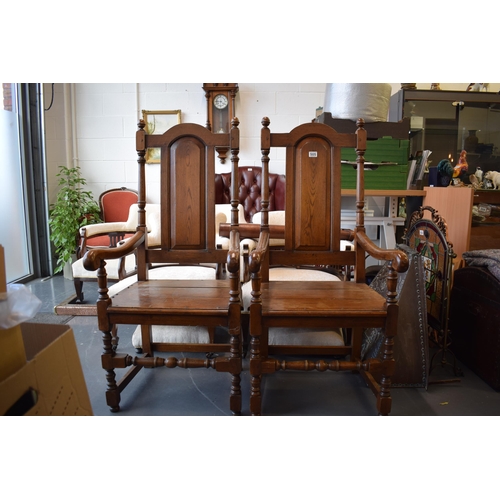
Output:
[76, 187, 138, 259]
[72, 203, 160, 303]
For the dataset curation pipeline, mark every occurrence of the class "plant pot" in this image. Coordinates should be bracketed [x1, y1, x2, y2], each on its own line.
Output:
[63, 255, 76, 280]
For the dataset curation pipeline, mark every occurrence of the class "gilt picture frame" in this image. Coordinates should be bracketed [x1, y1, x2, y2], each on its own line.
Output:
[142, 109, 181, 163]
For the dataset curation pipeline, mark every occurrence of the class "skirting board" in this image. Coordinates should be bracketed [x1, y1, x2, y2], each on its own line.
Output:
[54, 295, 97, 316]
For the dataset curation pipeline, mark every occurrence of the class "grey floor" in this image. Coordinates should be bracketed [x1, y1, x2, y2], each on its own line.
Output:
[24, 275, 500, 417]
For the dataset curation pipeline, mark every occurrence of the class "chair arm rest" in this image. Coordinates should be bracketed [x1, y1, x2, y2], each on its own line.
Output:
[78, 222, 136, 258]
[355, 230, 408, 273]
[227, 230, 240, 274]
[219, 223, 284, 240]
[248, 231, 270, 275]
[340, 228, 355, 242]
[83, 231, 144, 271]
[79, 221, 133, 238]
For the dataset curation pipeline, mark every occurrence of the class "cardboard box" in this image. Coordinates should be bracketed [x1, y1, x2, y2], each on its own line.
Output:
[0, 323, 93, 416]
[0, 324, 27, 382]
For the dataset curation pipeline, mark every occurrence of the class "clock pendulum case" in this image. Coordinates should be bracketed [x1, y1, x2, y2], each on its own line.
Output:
[202, 83, 238, 163]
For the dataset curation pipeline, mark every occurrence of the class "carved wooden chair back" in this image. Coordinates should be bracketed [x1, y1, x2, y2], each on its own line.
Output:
[258, 119, 361, 281]
[134, 121, 239, 279]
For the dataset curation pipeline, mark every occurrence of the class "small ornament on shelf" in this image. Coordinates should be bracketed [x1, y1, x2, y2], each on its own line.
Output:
[475, 166, 484, 182]
[454, 150, 468, 180]
[430, 83, 441, 90]
[466, 83, 489, 92]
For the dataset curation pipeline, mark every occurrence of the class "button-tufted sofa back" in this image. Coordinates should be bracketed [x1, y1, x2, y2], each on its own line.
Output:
[215, 166, 286, 223]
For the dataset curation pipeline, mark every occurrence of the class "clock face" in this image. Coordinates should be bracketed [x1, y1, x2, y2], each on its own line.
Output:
[213, 94, 228, 110]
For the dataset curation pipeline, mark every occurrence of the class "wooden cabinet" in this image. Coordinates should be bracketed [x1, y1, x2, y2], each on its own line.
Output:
[470, 189, 500, 251]
[389, 89, 500, 180]
[423, 186, 500, 269]
[423, 187, 473, 268]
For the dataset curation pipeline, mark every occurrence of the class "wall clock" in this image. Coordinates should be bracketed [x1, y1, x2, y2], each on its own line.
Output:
[202, 83, 238, 163]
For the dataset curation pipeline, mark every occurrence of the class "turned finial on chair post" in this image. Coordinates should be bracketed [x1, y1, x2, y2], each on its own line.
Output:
[136, 119, 147, 231]
[230, 117, 240, 229]
[260, 117, 271, 231]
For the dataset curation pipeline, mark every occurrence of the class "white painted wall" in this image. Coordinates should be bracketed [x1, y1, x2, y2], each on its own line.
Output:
[43, 82, 500, 205]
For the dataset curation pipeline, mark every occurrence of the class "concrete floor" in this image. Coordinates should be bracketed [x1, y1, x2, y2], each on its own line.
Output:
[24, 275, 500, 417]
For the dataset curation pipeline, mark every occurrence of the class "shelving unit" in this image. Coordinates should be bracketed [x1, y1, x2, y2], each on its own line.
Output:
[389, 89, 500, 177]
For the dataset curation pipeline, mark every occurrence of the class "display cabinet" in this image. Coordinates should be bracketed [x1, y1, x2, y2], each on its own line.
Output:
[389, 89, 500, 179]
[470, 189, 500, 251]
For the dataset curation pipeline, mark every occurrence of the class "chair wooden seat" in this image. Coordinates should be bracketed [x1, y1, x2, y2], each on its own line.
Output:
[259, 281, 387, 320]
[109, 280, 234, 315]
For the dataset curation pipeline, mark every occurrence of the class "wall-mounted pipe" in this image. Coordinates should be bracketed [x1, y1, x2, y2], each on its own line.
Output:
[63, 83, 79, 169]
[63, 83, 73, 169]
[71, 83, 78, 168]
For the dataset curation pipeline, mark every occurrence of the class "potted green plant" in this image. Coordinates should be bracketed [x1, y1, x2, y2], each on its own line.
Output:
[49, 165, 102, 275]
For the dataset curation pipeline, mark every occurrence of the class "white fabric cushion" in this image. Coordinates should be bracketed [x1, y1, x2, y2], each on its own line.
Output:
[269, 327, 344, 346]
[72, 253, 137, 280]
[242, 266, 344, 346]
[252, 210, 285, 246]
[215, 203, 247, 227]
[111, 265, 217, 348]
[132, 325, 210, 348]
[146, 211, 161, 247]
[215, 203, 246, 250]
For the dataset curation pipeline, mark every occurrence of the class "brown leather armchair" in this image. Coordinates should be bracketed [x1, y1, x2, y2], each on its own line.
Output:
[215, 166, 285, 223]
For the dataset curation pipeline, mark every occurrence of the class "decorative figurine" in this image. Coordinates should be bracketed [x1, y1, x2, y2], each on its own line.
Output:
[454, 150, 468, 180]
[430, 83, 441, 90]
[484, 170, 500, 190]
[466, 83, 489, 92]
[437, 158, 454, 186]
[475, 166, 483, 182]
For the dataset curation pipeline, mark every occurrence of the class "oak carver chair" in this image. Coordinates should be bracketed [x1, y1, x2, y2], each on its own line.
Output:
[245, 117, 409, 416]
[83, 119, 243, 414]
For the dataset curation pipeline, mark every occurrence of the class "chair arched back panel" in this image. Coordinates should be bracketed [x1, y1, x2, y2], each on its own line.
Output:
[264, 121, 357, 270]
[289, 135, 337, 252]
[138, 122, 238, 267]
[164, 136, 209, 251]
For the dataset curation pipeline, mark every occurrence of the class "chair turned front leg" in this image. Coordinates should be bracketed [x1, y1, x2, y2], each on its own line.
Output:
[74, 278, 84, 302]
[104, 369, 121, 413]
[101, 329, 121, 412]
[230, 373, 242, 416]
[250, 374, 262, 416]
